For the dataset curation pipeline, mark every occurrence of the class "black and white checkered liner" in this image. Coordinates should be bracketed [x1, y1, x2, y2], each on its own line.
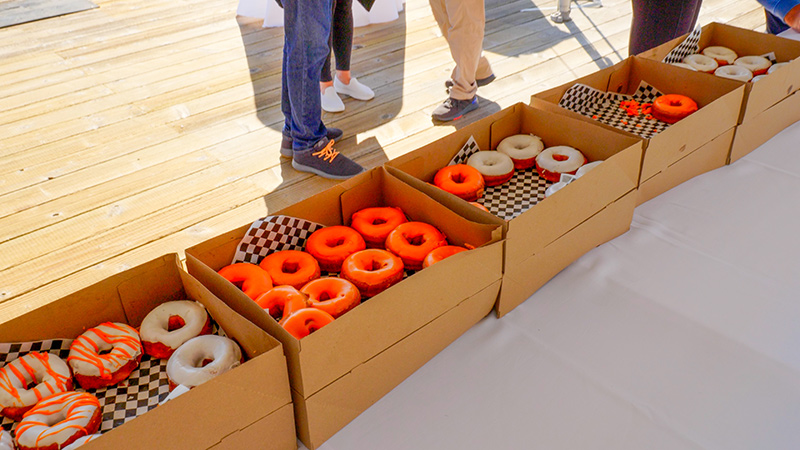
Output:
[663, 27, 702, 64]
[558, 81, 669, 139]
[447, 136, 550, 220]
[1, 324, 226, 438]
[233, 215, 326, 265]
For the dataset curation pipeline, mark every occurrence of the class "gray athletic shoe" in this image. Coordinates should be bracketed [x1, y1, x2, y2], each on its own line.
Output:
[280, 127, 343, 158]
[292, 138, 364, 180]
[432, 97, 479, 122]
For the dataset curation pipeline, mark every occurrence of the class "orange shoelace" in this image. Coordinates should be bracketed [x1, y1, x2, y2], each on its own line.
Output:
[312, 139, 339, 163]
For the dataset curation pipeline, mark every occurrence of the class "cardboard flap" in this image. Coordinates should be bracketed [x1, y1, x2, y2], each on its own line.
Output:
[117, 254, 186, 326]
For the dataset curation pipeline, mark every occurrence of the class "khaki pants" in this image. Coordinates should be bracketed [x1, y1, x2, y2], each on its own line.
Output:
[429, 0, 493, 100]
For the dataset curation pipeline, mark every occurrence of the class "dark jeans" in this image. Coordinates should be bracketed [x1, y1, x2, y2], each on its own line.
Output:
[765, 8, 790, 34]
[629, 0, 703, 55]
[281, 0, 334, 151]
[321, 0, 354, 82]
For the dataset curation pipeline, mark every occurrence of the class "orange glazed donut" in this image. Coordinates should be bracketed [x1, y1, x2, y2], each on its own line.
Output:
[651, 94, 698, 124]
[0, 352, 73, 421]
[67, 322, 142, 390]
[15, 392, 101, 450]
[385, 222, 448, 270]
[301, 277, 361, 318]
[281, 308, 335, 339]
[422, 245, 468, 269]
[218, 262, 273, 300]
[341, 249, 405, 297]
[433, 164, 485, 202]
[255, 285, 308, 321]
[259, 250, 321, 289]
[350, 206, 408, 248]
[305, 226, 366, 272]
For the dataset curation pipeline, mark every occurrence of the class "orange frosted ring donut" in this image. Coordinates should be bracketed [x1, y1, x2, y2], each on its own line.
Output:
[15, 392, 101, 450]
[651, 94, 699, 124]
[259, 250, 321, 289]
[466, 151, 515, 186]
[139, 300, 213, 359]
[535, 146, 587, 183]
[433, 164, 485, 202]
[0, 352, 73, 421]
[385, 222, 447, 271]
[301, 277, 361, 318]
[254, 285, 308, 322]
[281, 308, 335, 339]
[422, 245, 468, 269]
[701, 45, 737, 66]
[218, 262, 273, 300]
[67, 322, 142, 390]
[305, 226, 366, 272]
[350, 206, 408, 248]
[341, 249, 405, 297]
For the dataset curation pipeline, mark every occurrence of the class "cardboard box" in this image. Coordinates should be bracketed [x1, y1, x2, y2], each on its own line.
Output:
[531, 56, 745, 202]
[184, 166, 504, 449]
[638, 22, 800, 124]
[386, 102, 643, 317]
[0, 254, 295, 450]
[729, 91, 800, 164]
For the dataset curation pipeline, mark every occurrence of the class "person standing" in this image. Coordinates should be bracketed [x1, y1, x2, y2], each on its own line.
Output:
[757, 0, 800, 34]
[628, 0, 703, 55]
[428, 0, 495, 122]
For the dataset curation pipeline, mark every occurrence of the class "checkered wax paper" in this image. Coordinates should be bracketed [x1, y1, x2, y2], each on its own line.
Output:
[1, 324, 227, 437]
[663, 27, 702, 64]
[447, 136, 551, 221]
[558, 81, 668, 139]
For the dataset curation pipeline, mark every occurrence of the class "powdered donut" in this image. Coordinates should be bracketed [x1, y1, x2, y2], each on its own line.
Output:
[683, 54, 718, 73]
[496, 134, 544, 169]
[734, 56, 771, 76]
[715, 65, 753, 82]
[466, 151, 515, 186]
[702, 46, 737, 65]
[140, 300, 213, 359]
[535, 146, 587, 182]
[0, 352, 73, 421]
[166, 335, 242, 389]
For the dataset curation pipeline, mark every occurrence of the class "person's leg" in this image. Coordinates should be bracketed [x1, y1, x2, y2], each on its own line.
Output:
[331, 0, 374, 100]
[628, 0, 702, 55]
[439, 0, 484, 100]
[765, 8, 790, 34]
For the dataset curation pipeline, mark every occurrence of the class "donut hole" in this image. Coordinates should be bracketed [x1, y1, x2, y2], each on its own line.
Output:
[450, 173, 467, 184]
[404, 233, 426, 246]
[25, 379, 40, 390]
[97, 347, 113, 356]
[369, 218, 387, 225]
[281, 260, 300, 274]
[200, 358, 215, 367]
[552, 154, 569, 162]
[325, 237, 347, 248]
[167, 315, 186, 332]
[364, 259, 386, 271]
[668, 100, 683, 107]
[304, 319, 322, 334]
[317, 291, 334, 301]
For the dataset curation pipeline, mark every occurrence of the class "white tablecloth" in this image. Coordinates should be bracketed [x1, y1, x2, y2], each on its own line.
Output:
[236, 0, 405, 28]
[312, 120, 800, 449]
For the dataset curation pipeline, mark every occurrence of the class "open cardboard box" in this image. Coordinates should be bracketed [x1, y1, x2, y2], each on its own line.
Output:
[729, 90, 800, 164]
[0, 254, 295, 450]
[638, 22, 800, 125]
[531, 56, 745, 205]
[184, 166, 504, 449]
[386, 102, 643, 317]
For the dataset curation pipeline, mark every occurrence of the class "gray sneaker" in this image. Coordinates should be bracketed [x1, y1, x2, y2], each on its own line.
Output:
[432, 97, 479, 122]
[292, 138, 365, 180]
[280, 127, 343, 158]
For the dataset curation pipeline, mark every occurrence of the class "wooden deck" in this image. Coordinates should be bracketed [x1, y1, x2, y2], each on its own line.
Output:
[0, 0, 765, 322]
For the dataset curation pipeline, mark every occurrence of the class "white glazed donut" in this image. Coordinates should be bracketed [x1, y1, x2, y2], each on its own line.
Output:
[734, 56, 771, 76]
[0, 352, 73, 421]
[67, 322, 142, 390]
[63, 433, 102, 450]
[683, 54, 718, 73]
[0, 430, 13, 450]
[535, 146, 587, 183]
[751, 75, 768, 82]
[702, 46, 737, 65]
[496, 134, 544, 169]
[466, 151, 515, 186]
[166, 335, 242, 389]
[715, 65, 753, 82]
[15, 392, 101, 450]
[671, 62, 697, 71]
[768, 62, 789, 74]
[575, 160, 603, 178]
[140, 300, 212, 359]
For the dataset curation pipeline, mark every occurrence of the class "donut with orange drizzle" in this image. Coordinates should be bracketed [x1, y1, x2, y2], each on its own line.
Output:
[0, 352, 73, 421]
[14, 391, 101, 450]
[67, 322, 143, 390]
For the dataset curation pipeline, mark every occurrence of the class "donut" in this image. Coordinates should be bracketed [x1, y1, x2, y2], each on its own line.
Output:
[768, 62, 789, 74]
[254, 285, 308, 322]
[166, 335, 242, 390]
[535, 146, 587, 182]
[15, 392, 101, 450]
[218, 262, 273, 300]
[67, 322, 142, 390]
[305, 226, 366, 272]
[340, 249, 405, 297]
[751, 74, 768, 82]
[734, 56, 771, 76]
[385, 222, 447, 271]
[63, 434, 102, 450]
[496, 134, 544, 169]
[1, 431, 13, 450]
[350, 206, 407, 248]
[281, 309, 335, 340]
[433, 164, 485, 202]
[651, 94, 699, 124]
[671, 62, 698, 71]
[714, 65, 753, 82]
[258, 250, 320, 289]
[139, 300, 213, 359]
[301, 277, 361, 318]
[422, 245, 468, 269]
[0, 352, 73, 421]
[702, 46, 737, 65]
[466, 151, 515, 186]
[682, 54, 718, 73]
[470, 202, 489, 213]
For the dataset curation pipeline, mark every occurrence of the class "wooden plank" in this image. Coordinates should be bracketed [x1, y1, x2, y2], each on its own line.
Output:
[0, 0, 97, 29]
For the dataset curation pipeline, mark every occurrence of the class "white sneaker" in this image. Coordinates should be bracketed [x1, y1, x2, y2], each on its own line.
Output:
[321, 86, 345, 112]
[334, 76, 374, 101]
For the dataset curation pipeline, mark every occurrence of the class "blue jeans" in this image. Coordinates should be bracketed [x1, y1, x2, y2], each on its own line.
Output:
[281, 0, 333, 151]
